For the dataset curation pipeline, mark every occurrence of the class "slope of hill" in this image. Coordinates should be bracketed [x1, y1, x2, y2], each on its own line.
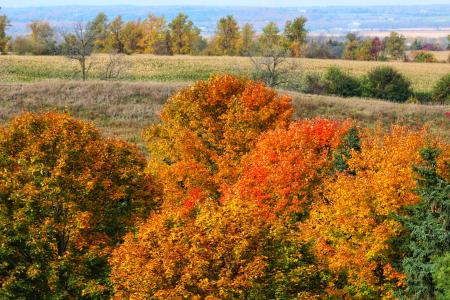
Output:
[1, 81, 448, 149]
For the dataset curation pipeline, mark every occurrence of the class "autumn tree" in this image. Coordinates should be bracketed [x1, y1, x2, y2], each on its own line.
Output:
[284, 17, 308, 57]
[238, 23, 256, 55]
[354, 39, 372, 61]
[232, 118, 351, 222]
[121, 20, 144, 54]
[371, 37, 384, 60]
[88, 12, 109, 52]
[28, 21, 57, 55]
[304, 126, 448, 298]
[110, 198, 326, 299]
[0, 10, 10, 54]
[259, 22, 284, 53]
[138, 14, 171, 55]
[145, 74, 292, 208]
[168, 13, 202, 55]
[210, 15, 241, 55]
[343, 33, 359, 60]
[384, 31, 406, 60]
[107, 16, 125, 53]
[396, 147, 450, 299]
[0, 113, 159, 299]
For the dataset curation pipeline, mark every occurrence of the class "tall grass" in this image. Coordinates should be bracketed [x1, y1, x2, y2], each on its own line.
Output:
[1, 81, 448, 151]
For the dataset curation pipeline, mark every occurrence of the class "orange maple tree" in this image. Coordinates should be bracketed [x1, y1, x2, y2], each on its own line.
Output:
[145, 74, 293, 208]
[230, 118, 351, 221]
[303, 126, 449, 298]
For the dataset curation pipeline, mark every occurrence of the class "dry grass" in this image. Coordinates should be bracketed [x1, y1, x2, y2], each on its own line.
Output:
[1, 54, 449, 92]
[1, 81, 448, 151]
[430, 50, 450, 62]
[0, 81, 184, 150]
[290, 92, 450, 141]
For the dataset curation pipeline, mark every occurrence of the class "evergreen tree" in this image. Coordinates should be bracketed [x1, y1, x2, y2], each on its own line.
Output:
[397, 147, 450, 299]
[333, 126, 361, 173]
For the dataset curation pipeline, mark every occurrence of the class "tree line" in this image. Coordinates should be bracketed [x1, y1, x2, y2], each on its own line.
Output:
[1, 8, 448, 61]
[0, 11, 307, 57]
[0, 75, 449, 299]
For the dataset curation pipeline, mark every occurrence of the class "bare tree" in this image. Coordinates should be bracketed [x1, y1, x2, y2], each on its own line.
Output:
[61, 22, 95, 80]
[249, 46, 297, 88]
[100, 52, 130, 80]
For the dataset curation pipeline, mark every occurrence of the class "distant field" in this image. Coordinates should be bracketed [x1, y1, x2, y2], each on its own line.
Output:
[1, 55, 449, 93]
[1, 81, 448, 151]
[430, 50, 449, 62]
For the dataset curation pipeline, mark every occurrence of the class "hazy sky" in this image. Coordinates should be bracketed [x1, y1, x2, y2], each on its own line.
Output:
[1, 0, 449, 7]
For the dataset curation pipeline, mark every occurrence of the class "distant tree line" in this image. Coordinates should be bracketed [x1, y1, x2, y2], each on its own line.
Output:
[1, 12, 307, 58]
[1, 8, 449, 62]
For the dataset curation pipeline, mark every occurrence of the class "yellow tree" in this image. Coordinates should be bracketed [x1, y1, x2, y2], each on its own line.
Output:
[138, 14, 171, 55]
[210, 15, 241, 55]
[0, 12, 10, 54]
[304, 126, 448, 298]
[0, 113, 159, 299]
[168, 12, 202, 55]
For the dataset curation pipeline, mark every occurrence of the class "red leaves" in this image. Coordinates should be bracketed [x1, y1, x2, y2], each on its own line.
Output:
[231, 118, 351, 220]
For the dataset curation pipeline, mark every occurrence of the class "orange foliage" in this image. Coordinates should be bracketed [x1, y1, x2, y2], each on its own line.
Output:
[303, 126, 449, 298]
[110, 198, 325, 299]
[231, 118, 351, 220]
[145, 74, 293, 208]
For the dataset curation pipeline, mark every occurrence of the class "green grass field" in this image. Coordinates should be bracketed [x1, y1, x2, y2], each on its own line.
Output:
[1, 81, 448, 152]
[1, 55, 450, 93]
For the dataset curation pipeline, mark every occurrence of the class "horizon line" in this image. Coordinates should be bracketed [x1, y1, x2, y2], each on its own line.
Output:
[3, 3, 450, 9]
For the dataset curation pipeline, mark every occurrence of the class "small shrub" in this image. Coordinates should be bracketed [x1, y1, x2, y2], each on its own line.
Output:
[412, 92, 432, 103]
[323, 66, 361, 97]
[410, 51, 437, 63]
[362, 66, 412, 102]
[431, 73, 450, 104]
[301, 72, 325, 95]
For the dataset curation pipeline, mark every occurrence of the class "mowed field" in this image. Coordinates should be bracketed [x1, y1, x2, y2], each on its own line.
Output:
[1, 54, 450, 92]
[1, 81, 448, 152]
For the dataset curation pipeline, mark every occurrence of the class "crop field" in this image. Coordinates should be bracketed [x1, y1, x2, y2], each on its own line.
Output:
[1, 54, 450, 92]
[1, 81, 448, 151]
[428, 50, 450, 61]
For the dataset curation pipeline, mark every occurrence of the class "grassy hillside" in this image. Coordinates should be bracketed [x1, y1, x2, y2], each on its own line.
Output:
[1, 55, 449, 93]
[1, 81, 448, 151]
